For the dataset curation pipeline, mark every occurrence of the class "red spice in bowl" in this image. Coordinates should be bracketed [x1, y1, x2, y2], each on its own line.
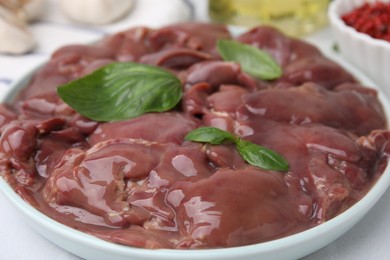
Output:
[341, 1, 390, 42]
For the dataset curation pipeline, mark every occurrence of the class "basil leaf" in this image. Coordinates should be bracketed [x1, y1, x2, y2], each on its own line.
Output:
[185, 127, 236, 145]
[236, 139, 289, 172]
[185, 127, 289, 172]
[217, 39, 282, 80]
[57, 62, 182, 122]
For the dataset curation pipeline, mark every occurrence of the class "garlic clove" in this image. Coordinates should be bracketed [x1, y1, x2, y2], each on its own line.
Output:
[0, 5, 35, 54]
[0, 0, 45, 22]
[58, 0, 134, 25]
[22, 0, 45, 22]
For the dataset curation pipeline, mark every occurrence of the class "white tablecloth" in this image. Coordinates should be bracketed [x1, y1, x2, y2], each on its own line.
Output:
[1, 1, 390, 259]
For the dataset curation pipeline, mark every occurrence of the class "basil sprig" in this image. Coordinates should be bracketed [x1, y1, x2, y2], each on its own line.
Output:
[57, 62, 182, 122]
[217, 39, 282, 80]
[185, 127, 289, 172]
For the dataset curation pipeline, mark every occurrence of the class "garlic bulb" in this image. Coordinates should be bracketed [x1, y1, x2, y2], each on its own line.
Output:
[58, 0, 134, 25]
[0, 5, 35, 54]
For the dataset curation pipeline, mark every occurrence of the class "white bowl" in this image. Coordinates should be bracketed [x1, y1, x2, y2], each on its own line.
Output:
[1, 50, 390, 259]
[328, 0, 390, 98]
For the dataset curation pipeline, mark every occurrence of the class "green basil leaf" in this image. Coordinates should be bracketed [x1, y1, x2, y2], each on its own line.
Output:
[57, 62, 182, 122]
[186, 127, 289, 172]
[236, 139, 289, 172]
[217, 39, 282, 80]
[185, 127, 236, 145]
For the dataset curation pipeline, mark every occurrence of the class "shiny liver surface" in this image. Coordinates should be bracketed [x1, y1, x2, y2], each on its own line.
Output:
[0, 23, 389, 249]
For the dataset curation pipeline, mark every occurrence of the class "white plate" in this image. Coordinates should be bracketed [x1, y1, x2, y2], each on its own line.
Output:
[1, 33, 390, 260]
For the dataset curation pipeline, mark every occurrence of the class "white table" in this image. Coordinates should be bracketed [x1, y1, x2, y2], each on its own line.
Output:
[1, 1, 390, 259]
